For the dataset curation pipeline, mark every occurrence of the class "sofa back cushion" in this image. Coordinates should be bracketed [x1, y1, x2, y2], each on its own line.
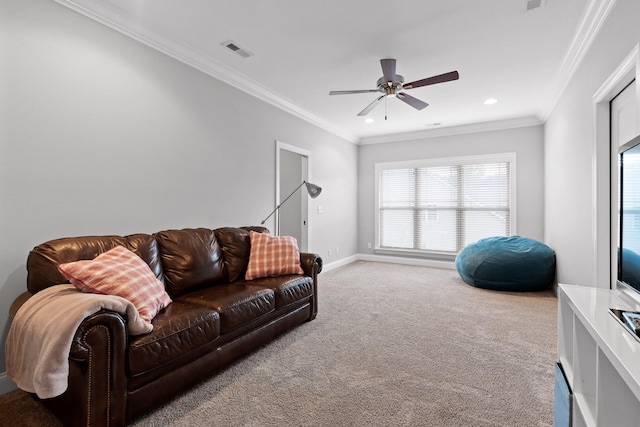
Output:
[214, 226, 269, 282]
[58, 245, 172, 325]
[155, 228, 226, 296]
[27, 234, 163, 294]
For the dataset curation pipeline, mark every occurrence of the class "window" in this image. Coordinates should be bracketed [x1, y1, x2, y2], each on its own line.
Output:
[376, 154, 515, 257]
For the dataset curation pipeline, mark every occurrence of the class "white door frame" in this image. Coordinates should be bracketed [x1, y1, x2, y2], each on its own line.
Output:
[593, 43, 640, 288]
[276, 140, 312, 250]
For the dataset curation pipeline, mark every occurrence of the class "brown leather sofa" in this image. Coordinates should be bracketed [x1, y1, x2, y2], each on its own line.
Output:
[19, 226, 322, 426]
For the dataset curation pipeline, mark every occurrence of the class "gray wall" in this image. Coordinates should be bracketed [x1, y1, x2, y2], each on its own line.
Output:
[0, 0, 358, 388]
[357, 125, 545, 254]
[544, 0, 640, 287]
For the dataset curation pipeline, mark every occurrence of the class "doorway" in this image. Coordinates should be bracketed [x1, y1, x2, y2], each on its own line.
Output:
[276, 141, 311, 252]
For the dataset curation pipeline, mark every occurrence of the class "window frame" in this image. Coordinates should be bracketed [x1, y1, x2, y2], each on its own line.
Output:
[374, 152, 517, 260]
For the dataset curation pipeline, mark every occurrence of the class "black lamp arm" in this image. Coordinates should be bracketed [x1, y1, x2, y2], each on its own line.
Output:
[260, 181, 307, 225]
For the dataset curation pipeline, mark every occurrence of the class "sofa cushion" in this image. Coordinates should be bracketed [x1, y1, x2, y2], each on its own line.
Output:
[245, 231, 304, 280]
[214, 227, 252, 283]
[57, 246, 172, 325]
[237, 275, 313, 309]
[128, 300, 220, 377]
[180, 284, 275, 334]
[124, 234, 165, 284]
[214, 227, 271, 283]
[156, 228, 226, 296]
[27, 234, 162, 294]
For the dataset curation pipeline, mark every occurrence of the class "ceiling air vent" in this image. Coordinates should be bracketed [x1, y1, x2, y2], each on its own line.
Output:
[221, 40, 253, 58]
[522, 0, 546, 12]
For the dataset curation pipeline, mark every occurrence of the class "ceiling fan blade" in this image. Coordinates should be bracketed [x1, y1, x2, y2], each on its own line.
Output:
[403, 71, 459, 89]
[397, 92, 429, 110]
[329, 89, 379, 95]
[357, 95, 385, 116]
[380, 58, 396, 84]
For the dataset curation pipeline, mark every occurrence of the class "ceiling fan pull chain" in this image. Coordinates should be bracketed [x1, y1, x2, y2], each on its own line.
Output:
[385, 95, 388, 120]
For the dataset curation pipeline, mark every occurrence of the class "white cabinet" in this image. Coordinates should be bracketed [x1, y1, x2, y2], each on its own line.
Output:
[558, 284, 640, 426]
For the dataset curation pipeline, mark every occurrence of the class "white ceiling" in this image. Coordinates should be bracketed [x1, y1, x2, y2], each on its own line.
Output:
[54, 0, 603, 143]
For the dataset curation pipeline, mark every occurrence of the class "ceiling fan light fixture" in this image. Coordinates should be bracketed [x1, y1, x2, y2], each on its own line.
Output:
[364, 118, 374, 124]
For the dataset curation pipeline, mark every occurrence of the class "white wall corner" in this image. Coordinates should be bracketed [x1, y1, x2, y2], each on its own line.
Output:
[540, 0, 619, 120]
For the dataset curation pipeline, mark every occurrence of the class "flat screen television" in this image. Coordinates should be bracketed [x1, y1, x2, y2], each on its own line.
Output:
[618, 134, 640, 299]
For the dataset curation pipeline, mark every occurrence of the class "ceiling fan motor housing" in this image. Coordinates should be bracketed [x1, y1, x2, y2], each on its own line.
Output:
[377, 75, 404, 95]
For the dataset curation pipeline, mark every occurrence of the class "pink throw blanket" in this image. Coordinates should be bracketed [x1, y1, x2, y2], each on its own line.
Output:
[6, 284, 151, 399]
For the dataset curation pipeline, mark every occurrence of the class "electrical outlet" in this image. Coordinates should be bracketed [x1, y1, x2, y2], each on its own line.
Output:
[328, 248, 332, 257]
[368, 242, 372, 249]
[335, 247, 339, 255]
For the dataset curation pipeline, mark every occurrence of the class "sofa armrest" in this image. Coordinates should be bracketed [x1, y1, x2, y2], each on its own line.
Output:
[299, 253, 322, 320]
[9, 291, 33, 319]
[300, 252, 322, 276]
[43, 310, 129, 427]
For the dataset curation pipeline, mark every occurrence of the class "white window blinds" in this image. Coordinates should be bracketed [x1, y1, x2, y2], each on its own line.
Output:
[377, 158, 512, 254]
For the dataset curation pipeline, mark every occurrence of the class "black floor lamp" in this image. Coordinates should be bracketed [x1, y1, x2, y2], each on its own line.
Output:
[261, 181, 322, 225]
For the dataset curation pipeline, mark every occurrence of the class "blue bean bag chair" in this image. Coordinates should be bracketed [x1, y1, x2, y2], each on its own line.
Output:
[455, 236, 555, 291]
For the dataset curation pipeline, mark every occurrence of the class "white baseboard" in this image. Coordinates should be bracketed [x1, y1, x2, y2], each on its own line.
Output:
[321, 255, 359, 272]
[356, 253, 456, 270]
[322, 253, 455, 272]
[0, 372, 17, 395]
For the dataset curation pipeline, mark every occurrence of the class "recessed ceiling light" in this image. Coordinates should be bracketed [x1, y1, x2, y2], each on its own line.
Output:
[364, 118, 374, 124]
[484, 98, 498, 105]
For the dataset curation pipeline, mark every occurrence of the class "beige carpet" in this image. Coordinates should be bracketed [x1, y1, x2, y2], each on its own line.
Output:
[0, 261, 558, 426]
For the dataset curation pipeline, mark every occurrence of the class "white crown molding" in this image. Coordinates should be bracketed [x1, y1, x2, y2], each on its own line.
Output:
[357, 116, 543, 145]
[539, 0, 619, 120]
[52, 0, 359, 144]
[52, 0, 615, 146]
[593, 43, 640, 102]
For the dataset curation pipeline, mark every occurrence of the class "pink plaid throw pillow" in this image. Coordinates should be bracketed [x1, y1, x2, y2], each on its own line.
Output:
[245, 231, 304, 280]
[58, 246, 172, 326]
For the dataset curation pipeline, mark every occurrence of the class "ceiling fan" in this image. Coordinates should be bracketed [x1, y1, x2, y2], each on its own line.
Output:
[329, 59, 459, 118]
